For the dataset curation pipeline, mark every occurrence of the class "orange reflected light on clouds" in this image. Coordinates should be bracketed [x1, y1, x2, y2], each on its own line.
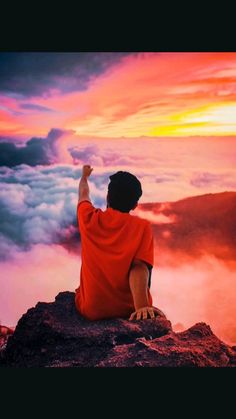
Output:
[1, 53, 236, 139]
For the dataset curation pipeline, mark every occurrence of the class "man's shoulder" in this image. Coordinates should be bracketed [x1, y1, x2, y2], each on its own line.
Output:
[77, 200, 101, 218]
[77, 199, 99, 211]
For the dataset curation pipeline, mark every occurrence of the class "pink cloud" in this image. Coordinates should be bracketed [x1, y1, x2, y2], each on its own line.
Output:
[0, 244, 80, 326]
[2, 53, 236, 138]
[151, 254, 236, 345]
[133, 208, 177, 224]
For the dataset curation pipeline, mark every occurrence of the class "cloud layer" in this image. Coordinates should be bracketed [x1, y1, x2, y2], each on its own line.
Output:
[0, 132, 235, 345]
[1, 52, 236, 345]
[0, 129, 65, 167]
[1, 133, 236, 262]
[152, 255, 236, 345]
[0, 244, 80, 326]
[0, 52, 130, 97]
[0, 164, 83, 258]
[1, 53, 236, 138]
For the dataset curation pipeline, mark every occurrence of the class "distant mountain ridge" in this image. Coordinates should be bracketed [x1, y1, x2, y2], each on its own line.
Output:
[138, 191, 236, 264]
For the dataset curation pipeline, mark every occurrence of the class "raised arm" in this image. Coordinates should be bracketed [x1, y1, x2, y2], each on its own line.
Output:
[78, 165, 93, 201]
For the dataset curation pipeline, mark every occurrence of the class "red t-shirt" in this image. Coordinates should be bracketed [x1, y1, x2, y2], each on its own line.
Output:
[75, 200, 154, 320]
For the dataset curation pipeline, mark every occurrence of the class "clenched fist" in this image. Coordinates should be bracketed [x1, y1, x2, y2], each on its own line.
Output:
[82, 165, 93, 178]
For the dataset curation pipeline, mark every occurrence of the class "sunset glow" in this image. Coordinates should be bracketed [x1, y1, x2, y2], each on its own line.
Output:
[1, 52, 236, 345]
[1, 52, 236, 139]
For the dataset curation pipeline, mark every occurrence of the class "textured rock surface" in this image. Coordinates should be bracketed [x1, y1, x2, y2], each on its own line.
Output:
[0, 326, 14, 363]
[2, 292, 236, 367]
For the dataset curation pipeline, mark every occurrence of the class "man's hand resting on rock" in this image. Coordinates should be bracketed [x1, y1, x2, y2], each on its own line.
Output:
[129, 306, 165, 321]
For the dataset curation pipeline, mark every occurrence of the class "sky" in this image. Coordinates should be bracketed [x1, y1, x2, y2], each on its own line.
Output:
[1, 52, 236, 139]
[0, 52, 236, 344]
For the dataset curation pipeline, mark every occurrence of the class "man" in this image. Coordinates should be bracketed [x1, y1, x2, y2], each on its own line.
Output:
[75, 165, 163, 321]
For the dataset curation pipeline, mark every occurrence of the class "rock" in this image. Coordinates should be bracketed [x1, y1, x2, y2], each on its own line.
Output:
[99, 323, 236, 367]
[173, 322, 185, 332]
[0, 326, 14, 365]
[2, 292, 236, 367]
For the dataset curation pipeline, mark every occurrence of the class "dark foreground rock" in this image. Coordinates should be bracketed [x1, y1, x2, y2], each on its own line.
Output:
[1, 292, 236, 367]
[0, 326, 14, 363]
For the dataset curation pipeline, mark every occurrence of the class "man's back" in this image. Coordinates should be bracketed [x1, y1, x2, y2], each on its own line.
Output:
[75, 200, 154, 320]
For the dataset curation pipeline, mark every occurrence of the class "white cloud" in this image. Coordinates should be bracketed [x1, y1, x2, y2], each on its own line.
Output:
[151, 254, 236, 345]
[0, 244, 80, 326]
[133, 208, 177, 224]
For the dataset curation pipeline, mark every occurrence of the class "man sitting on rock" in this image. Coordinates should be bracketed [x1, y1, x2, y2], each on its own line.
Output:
[75, 165, 163, 321]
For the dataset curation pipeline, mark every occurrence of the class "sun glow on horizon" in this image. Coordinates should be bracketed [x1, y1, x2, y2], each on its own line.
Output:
[149, 102, 236, 137]
[1, 52, 236, 139]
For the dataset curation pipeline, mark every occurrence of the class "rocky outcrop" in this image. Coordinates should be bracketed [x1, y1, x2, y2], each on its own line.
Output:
[2, 292, 236, 367]
[0, 326, 14, 363]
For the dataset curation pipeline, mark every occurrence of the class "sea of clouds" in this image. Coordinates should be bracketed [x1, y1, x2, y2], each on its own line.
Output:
[0, 130, 236, 344]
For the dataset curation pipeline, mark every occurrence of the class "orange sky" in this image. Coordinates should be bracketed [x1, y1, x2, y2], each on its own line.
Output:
[1, 53, 236, 344]
[1, 52, 236, 139]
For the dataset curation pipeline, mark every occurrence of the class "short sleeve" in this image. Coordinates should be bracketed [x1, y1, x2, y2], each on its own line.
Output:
[134, 222, 154, 267]
[77, 200, 96, 232]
